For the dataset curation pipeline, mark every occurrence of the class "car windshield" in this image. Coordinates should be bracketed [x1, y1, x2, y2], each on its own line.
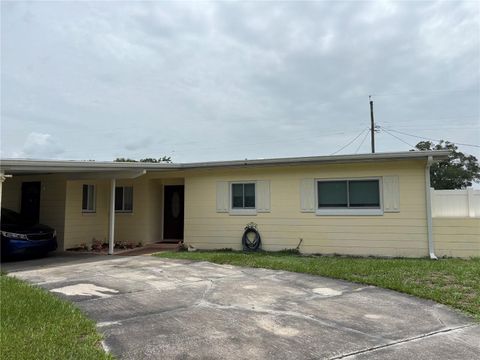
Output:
[1, 208, 24, 225]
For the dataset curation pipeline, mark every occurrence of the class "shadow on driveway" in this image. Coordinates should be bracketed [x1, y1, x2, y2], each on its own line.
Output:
[1, 251, 114, 273]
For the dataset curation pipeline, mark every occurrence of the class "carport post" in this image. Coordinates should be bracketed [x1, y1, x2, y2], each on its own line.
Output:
[108, 178, 116, 255]
[0, 172, 3, 213]
[0, 172, 4, 220]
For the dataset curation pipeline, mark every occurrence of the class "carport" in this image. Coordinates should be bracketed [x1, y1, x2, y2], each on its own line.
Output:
[0, 160, 178, 254]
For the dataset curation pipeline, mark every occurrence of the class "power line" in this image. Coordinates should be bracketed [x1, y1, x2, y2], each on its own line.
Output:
[331, 128, 369, 155]
[386, 125, 479, 131]
[383, 128, 480, 148]
[370, 88, 479, 98]
[156, 128, 367, 156]
[57, 128, 369, 157]
[355, 130, 371, 154]
[381, 128, 415, 148]
[165, 128, 365, 154]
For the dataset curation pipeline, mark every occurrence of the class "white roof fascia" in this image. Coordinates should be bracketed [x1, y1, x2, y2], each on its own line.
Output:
[0, 151, 450, 174]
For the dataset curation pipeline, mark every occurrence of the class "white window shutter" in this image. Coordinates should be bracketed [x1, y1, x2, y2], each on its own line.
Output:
[216, 181, 229, 213]
[300, 179, 315, 212]
[257, 180, 271, 213]
[383, 176, 400, 212]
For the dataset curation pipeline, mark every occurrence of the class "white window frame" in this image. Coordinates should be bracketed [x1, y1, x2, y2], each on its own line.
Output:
[115, 186, 133, 213]
[315, 177, 384, 216]
[81, 184, 96, 213]
[229, 181, 257, 216]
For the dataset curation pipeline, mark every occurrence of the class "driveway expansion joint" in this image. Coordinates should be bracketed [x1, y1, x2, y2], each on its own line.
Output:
[328, 324, 477, 359]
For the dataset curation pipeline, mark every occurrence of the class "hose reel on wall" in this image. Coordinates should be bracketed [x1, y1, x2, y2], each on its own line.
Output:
[242, 222, 261, 251]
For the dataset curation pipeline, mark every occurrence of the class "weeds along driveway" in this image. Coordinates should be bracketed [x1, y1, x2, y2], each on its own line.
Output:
[5, 255, 480, 360]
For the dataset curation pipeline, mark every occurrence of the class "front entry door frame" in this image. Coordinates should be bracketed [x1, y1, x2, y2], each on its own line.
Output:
[21, 181, 41, 224]
[162, 185, 185, 241]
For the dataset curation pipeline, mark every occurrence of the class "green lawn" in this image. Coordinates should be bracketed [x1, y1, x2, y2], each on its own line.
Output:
[0, 275, 112, 360]
[155, 251, 480, 320]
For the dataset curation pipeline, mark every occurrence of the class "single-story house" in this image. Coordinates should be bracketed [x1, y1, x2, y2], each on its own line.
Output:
[1, 151, 479, 258]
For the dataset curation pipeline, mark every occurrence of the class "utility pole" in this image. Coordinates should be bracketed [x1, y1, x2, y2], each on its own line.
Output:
[369, 95, 375, 153]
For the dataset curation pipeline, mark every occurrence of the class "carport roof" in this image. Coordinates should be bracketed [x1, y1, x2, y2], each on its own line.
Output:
[0, 150, 449, 175]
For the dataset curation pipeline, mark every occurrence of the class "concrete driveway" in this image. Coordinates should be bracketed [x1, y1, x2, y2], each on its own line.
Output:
[4, 254, 479, 359]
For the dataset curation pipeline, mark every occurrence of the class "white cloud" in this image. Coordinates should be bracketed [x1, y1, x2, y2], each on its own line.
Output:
[1, 1, 478, 162]
[13, 133, 64, 159]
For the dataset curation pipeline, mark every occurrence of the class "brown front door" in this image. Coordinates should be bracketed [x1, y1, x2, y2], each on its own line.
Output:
[21, 181, 41, 224]
[163, 185, 184, 240]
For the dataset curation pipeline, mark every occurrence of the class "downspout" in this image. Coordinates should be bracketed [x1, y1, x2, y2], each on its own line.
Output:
[425, 156, 437, 260]
[108, 178, 116, 255]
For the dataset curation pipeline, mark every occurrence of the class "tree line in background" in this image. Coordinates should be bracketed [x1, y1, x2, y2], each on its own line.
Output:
[114, 156, 172, 163]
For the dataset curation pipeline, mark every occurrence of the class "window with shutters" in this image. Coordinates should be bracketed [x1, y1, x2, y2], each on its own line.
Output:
[231, 183, 256, 209]
[316, 178, 383, 215]
[217, 180, 270, 215]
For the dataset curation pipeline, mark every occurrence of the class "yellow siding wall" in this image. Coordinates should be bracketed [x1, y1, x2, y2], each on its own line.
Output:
[63, 180, 110, 249]
[147, 180, 164, 242]
[1, 175, 67, 249]
[62, 177, 168, 249]
[183, 160, 431, 257]
[112, 178, 148, 245]
[433, 218, 480, 258]
[3, 163, 478, 258]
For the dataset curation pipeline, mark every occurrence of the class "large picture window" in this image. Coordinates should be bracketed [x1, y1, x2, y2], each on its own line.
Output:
[231, 183, 256, 209]
[82, 184, 95, 212]
[317, 179, 381, 212]
[115, 186, 133, 212]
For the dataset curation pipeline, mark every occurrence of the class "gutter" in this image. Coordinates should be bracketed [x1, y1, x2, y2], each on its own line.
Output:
[178, 150, 451, 169]
[0, 150, 450, 173]
[425, 156, 437, 260]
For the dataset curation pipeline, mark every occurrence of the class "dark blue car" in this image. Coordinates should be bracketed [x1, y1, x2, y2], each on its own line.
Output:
[1, 208, 57, 259]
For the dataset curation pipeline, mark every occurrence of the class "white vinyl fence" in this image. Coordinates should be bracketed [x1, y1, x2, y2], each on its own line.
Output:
[431, 188, 480, 218]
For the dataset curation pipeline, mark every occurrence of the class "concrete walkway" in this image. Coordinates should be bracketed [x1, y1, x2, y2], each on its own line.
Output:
[4, 254, 479, 359]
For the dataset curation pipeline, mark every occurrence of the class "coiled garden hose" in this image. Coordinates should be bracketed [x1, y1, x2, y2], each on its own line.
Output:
[242, 225, 261, 251]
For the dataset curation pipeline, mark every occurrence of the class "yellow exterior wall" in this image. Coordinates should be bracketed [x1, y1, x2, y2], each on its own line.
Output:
[183, 160, 431, 257]
[147, 179, 163, 242]
[2, 175, 160, 251]
[433, 218, 480, 258]
[111, 177, 185, 245]
[63, 178, 152, 249]
[2, 162, 478, 258]
[63, 179, 110, 249]
[1, 175, 67, 249]
[62, 177, 178, 249]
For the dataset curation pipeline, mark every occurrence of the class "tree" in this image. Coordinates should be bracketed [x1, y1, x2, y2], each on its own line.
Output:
[139, 157, 172, 163]
[114, 156, 172, 163]
[413, 140, 480, 189]
[114, 158, 137, 162]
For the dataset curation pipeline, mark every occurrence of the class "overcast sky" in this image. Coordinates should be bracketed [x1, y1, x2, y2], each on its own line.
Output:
[1, 0, 479, 162]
